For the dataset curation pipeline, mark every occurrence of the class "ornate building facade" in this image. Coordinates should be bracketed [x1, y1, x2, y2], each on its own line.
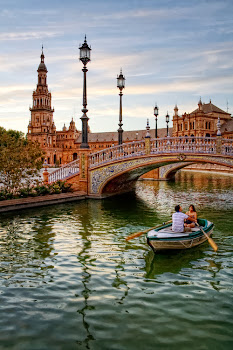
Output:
[27, 50, 233, 167]
[172, 98, 231, 137]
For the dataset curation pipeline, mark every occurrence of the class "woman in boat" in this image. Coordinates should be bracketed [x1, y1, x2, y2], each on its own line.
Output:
[172, 205, 196, 233]
[185, 204, 197, 229]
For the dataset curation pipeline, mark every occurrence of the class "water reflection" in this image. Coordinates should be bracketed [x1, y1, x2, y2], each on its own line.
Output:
[136, 171, 233, 216]
[0, 214, 56, 287]
[0, 171, 232, 349]
[144, 248, 205, 279]
[75, 206, 95, 349]
[112, 255, 129, 305]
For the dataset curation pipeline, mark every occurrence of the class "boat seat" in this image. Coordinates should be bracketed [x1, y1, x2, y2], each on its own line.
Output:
[147, 225, 203, 238]
[158, 226, 200, 233]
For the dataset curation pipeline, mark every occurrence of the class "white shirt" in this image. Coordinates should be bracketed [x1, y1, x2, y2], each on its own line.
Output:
[172, 212, 189, 232]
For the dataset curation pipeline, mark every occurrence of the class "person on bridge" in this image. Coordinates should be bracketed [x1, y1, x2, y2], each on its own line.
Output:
[184, 205, 197, 229]
[172, 205, 197, 233]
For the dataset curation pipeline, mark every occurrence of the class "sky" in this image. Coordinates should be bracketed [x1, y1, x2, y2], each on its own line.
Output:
[1, 0, 233, 135]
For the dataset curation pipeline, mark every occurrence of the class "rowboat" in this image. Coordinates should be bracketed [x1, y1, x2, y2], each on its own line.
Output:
[147, 218, 214, 252]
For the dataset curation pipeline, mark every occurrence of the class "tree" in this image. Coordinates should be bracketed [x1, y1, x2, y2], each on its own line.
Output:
[0, 127, 45, 189]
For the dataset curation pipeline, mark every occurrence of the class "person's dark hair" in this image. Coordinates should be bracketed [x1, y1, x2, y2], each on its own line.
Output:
[175, 205, 180, 212]
[189, 204, 196, 212]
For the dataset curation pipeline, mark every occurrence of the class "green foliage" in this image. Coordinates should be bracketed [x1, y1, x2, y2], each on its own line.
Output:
[0, 126, 45, 189]
[56, 180, 72, 193]
[0, 180, 73, 201]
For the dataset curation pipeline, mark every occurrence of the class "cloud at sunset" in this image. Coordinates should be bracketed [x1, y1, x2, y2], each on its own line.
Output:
[0, 0, 233, 133]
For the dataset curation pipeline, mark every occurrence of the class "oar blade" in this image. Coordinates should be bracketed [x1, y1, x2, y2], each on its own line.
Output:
[125, 230, 147, 241]
[208, 237, 218, 252]
[197, 223, 218, 252]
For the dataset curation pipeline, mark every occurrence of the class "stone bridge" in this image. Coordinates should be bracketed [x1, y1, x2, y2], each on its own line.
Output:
[47, 136, 233, 198]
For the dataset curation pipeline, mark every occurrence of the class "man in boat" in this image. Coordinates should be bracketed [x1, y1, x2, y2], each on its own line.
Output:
[172, 205, 197, 233]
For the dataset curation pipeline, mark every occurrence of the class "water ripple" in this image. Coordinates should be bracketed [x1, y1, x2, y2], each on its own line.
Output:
[0, 172, 233, 349]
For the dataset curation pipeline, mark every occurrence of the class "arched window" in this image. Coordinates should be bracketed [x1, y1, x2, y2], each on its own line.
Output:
[73, 153, 78, 160]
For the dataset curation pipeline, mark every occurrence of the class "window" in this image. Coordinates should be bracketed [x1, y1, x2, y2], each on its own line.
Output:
[205, 121, 210, 129]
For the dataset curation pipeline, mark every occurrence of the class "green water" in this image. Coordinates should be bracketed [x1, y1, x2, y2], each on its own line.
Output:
[0, 171, 233, 350]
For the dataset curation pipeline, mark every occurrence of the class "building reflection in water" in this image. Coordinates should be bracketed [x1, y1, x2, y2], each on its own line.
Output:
[0, 213, 56, 287]
[75, 205, 95, 349]
[112, 255, 129, 305]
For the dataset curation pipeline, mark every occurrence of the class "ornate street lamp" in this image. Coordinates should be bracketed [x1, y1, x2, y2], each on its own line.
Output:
[117, 69, 125, 145]
[79, 35, 91, 148]
[166, 112, 170, 137]
[154, 103, 159, 146]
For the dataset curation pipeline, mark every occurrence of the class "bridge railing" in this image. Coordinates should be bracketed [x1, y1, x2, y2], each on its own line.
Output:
[151, 136, 217, 154]
[222, 139, 233, 155]
[89, 136, 233, 168]
[89, 140, 146, 168]
[48, 158, 80, 183]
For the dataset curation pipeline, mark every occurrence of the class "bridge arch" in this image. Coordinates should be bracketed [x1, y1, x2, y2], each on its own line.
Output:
[89, 153, 233, 197]
[48, 136, 233, 198]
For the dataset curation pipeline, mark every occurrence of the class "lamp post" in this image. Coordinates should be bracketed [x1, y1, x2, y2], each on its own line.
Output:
[117, 69, 125, 145]
[154, 103, 159, 147]
[79, 35, 91, 149]
[166, 112, 170, 137]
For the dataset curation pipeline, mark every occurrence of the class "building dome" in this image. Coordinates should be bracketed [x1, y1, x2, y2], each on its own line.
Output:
[37, 47, 47, 72]
[38, 61, 47, 72]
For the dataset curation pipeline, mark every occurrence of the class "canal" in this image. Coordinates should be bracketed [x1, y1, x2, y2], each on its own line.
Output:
[0, 171, 232, 350]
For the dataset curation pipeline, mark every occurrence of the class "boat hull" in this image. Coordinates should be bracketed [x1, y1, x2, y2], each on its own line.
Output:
[147, 219, 214, 252]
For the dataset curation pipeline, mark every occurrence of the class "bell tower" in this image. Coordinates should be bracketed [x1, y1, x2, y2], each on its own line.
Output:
[27, 47, 56, 148]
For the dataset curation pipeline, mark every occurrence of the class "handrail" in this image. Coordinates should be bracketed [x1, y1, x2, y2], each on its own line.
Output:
[89, 140, 146, 168]
[89, 136, 233, 168]
[48, 158, 80, 183]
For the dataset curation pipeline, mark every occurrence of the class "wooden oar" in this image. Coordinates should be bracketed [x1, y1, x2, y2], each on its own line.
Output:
[125, 220, 172, 241]
[196, 223, 218, 252]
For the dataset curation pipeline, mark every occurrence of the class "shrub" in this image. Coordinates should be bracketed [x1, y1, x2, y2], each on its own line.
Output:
[57, 180, 72, 193]
[34, 185, 51, 196]
[0, 180, 73, 201]
[50, 183, 62, 194]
